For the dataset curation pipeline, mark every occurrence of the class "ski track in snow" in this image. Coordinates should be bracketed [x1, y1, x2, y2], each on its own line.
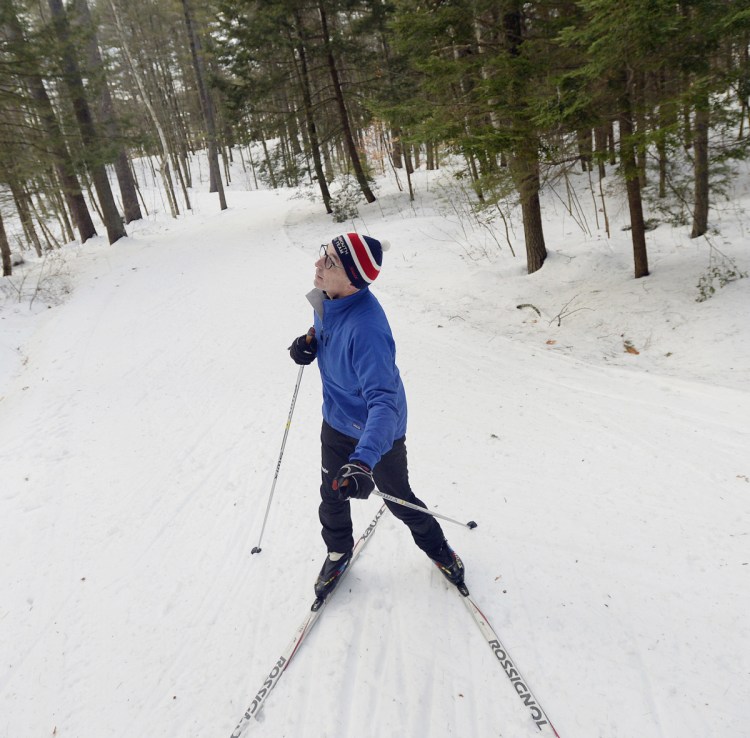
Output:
[255, 519, 524, 738]
[1, 176, 749, 738]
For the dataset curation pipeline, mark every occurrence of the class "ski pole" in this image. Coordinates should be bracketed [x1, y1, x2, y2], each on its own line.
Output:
[251, 331, 314, 554]
[372, 488, 477, 530]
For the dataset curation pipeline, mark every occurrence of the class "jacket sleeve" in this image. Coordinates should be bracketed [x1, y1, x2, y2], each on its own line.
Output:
[348, 325, 400, 469]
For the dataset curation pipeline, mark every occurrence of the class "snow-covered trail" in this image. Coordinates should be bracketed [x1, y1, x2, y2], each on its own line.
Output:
[1, 187, 748, 738]
[385, 308, 749, 738]
[1, 190, 319, 737]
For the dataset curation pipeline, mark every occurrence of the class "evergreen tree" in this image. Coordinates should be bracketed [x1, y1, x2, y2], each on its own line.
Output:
[389, 1, 577, 273]
[73, 0, 142, 223]
[0, 208, 11, 276]
[181, 0, 227, 210]
[557, 0, 681, 278]
[47, 0, 126, 244]
[1, 0, 98, 244]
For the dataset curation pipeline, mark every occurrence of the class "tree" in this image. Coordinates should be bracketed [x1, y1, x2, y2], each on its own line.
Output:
[317, 1, 375, 203]
[215, 0, 380, 206]
[389, 1, 562, 273]
[497, 2, 549, 274]
[47, 0, 126, 244]
[2, 0, 97, 243]
[680, 0, 738, 239]
[181, 0, 227, 210]
[109, 0, 181, 218]
[558, 0, 674, 278]
[72, 0, 142, 223]
[618, 68, 649, 278]
[291, 6, 332, 213]
[0, 208, 11, 276]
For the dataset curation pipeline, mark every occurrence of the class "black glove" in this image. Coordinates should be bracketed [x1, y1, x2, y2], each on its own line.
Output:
[289, 330, 317, 365]
[333, 460, 374, 500]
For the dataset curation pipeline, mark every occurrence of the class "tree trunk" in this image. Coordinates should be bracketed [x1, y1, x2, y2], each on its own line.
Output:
[261, 137, 278, 188]
[691, 96, 710, 238]
[426, 141, 436, 170]
[501, 6, 546, 274]
[318, 2, 376, 204]
[170, 149, 192, 212]
[608, 122, 617, 164]
[48, 0, 126, 244]
[511, 153, 547, 274]
[577, 128, 592, 171]
[656, 134, 667, 199]
[292, 10, 332, 213]
[619, 78, 649, 279]
[0, 210, 13, 277]
[634, 75, 647, 189]
[27, 78, 97, 242]
[405, 144, 414, 175]
[74, 0, 142, 223]
[8, 180, 42, 256]
[181, 0, 227, 210]
[110, 0, 179, 218]
[594, 125, 607, 180]
[656, 72, 677, 199]
[392, 129, 403, 169]
[403, 146, 415, 201]
[48, 174, 75, 242]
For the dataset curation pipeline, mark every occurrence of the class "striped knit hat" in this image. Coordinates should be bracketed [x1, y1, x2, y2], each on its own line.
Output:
[330, 233, 390, 289]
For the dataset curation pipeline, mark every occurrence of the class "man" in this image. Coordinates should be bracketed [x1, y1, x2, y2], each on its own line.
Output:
[289, 232, 465, 601]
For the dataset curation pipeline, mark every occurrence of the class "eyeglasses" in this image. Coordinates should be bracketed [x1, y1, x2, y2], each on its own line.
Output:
[319, 244, 343, 269]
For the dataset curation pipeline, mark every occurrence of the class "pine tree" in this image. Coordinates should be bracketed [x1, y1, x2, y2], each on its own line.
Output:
[47, 0, 126, 244]
[389, 1, 574, 273]
[1, 0, 98, 244]
[72, 0, 142, 224]
[0, 209, 11, 276]
[557, 0, 678, 278]
[181, 0, 227, 210]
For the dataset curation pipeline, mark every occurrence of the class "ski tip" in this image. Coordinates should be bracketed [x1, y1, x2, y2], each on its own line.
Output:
[251, 547, 262, 555]
[467, 521, 477, 529]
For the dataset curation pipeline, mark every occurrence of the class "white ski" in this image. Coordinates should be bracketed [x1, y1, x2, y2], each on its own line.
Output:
[457, 585, 562, 736]
[229, 504, 386, 737]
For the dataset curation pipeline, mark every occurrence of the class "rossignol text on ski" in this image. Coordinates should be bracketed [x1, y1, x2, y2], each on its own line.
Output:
[455, 583, 561, 736]
[229, 504, 386, 737]
[231, 504, 560, 737]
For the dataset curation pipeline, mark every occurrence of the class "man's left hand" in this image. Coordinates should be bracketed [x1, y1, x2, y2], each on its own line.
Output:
[333, 461, 374, 500]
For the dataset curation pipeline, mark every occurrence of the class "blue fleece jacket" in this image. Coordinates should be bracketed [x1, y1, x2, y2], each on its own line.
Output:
[312, 287, 407, 469]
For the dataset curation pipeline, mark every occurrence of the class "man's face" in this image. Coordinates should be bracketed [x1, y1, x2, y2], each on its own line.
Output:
[314, 244, 357, 299]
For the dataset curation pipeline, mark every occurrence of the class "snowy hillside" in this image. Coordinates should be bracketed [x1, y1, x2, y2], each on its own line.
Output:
[1, 159, 749, 738]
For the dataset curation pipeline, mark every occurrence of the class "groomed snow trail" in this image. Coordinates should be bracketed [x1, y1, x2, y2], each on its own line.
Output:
[1, 185, 748, 738]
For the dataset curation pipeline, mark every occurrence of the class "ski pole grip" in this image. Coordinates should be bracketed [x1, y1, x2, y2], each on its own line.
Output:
[306, 327, 315, 344]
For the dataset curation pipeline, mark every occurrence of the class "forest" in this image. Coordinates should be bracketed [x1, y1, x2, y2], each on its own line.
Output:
[1, 0, 749, 279]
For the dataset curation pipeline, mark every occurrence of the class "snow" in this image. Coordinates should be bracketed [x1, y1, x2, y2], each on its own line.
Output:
[1, 156, 749, 738]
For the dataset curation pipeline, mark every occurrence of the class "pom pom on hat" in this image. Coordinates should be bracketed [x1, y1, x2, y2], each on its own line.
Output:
[330, 233, 389, 289]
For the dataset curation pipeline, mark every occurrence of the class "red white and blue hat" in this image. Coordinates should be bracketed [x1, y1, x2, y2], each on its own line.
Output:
[330, 233, 390, 289]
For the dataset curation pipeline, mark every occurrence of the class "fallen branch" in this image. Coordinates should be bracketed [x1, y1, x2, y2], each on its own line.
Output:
[548, 295, 593, 326]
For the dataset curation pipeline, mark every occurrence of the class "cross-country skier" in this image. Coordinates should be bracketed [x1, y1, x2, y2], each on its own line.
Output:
[289, 233, 465, 600]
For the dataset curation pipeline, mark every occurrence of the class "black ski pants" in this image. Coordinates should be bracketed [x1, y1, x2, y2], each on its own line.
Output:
[319, 420, 445, 558]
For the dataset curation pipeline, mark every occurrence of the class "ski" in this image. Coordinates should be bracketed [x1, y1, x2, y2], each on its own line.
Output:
[229, 504, 386, 737]
[455, 583, 561, 737]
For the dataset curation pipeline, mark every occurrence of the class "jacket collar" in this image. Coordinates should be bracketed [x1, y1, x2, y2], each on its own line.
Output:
[307, 286, 369, 319]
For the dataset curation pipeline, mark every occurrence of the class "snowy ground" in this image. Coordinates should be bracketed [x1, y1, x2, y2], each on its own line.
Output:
[1, 156, 749, 738]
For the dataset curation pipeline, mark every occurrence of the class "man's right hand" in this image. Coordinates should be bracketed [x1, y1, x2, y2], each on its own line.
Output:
[289, 329, 317, 365]
[332, 460, 374, 500]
